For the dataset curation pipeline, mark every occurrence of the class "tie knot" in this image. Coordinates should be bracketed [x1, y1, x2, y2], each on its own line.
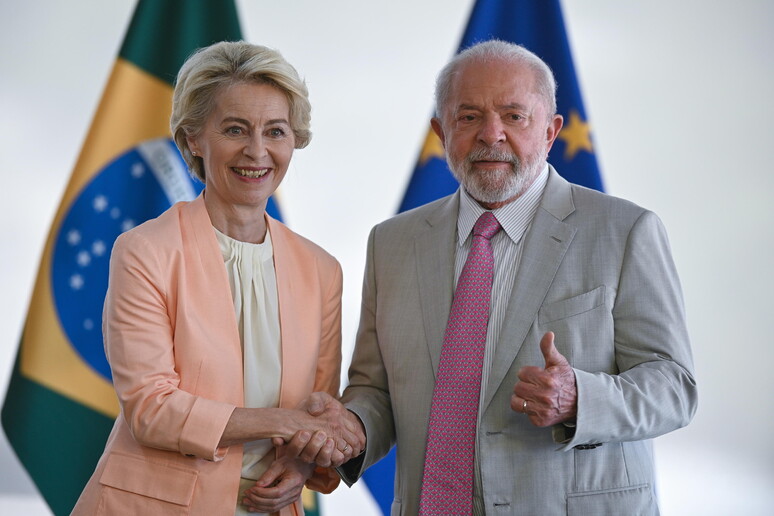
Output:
[473, 211, 501, 240]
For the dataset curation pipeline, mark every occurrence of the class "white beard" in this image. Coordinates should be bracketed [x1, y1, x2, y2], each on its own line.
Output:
[448, 146, 546, 204]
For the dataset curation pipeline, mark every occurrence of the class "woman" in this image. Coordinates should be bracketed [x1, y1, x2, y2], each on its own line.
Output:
[72, 41, 360, 516]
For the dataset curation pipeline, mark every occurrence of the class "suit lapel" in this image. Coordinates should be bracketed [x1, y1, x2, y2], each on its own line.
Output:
[415, 194, 459, 376]
[483, 169, 577, 410]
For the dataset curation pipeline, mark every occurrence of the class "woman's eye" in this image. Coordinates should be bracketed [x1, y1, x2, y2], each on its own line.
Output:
[268, 127, 286, 137]
[226, 126, 243, 135]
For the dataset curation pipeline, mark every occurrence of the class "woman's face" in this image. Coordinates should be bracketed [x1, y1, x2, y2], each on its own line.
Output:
[187, 81, 295, 216]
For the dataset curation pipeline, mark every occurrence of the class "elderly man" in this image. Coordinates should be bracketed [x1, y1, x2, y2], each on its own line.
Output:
[293, 39, 697, 515]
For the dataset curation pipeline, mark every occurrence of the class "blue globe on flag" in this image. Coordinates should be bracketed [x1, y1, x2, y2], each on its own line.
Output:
[51, 138, 203, 380]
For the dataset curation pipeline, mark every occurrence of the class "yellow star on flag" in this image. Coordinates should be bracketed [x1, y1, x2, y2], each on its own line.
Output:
[419, 127, 445, 165]
[557, 110, 593, 161]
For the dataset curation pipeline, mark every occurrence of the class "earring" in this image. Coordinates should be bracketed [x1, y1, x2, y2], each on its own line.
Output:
[192, 151, 197, 156]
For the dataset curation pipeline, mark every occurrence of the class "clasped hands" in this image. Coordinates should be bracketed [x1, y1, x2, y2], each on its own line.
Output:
[241, 393, 364, 512]
[274, 392, 366, 468]
[511, 331, 578, 427]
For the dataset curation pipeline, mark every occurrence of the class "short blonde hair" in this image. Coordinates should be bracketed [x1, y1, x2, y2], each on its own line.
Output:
[170, 41, 311, 182]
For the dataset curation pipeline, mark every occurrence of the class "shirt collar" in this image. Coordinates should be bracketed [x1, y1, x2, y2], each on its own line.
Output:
[457, 164, 549, 246]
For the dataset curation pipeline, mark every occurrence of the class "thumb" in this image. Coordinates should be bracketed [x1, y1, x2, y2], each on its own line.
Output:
[305, 392, 327, 416]
[540, 331, 568, 368]
[254, 458, 284, 487]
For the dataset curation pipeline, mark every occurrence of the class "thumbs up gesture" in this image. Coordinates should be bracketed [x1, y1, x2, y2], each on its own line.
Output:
[511, 332, 577, 427]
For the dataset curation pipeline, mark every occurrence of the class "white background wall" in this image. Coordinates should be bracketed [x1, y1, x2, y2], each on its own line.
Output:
[1, 1, 772, 514]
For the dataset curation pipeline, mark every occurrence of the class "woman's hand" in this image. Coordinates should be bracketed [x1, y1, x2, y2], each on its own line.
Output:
[241, 455, 315, 513]
[275, 392, 366, 467]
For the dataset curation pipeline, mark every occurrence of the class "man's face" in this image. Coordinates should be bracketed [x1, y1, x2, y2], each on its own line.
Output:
[432, 59, 563, 208]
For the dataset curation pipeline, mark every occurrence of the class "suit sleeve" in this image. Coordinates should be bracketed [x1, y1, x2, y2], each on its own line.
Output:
[338, 226, 396, 485]
[556, 211, 698, 449]
[104, 231, 235, 461]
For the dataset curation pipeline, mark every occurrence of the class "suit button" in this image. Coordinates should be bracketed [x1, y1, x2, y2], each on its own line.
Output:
[574, 443, 602, 450]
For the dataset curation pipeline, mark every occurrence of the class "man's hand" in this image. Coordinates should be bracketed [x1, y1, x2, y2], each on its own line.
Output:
[511, 332, 577, 427]
[273, 392, 366, 467]
[241, 455, 314, 513]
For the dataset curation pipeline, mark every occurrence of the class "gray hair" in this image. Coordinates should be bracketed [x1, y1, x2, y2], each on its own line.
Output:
[170, 41, 311, 182]
[435, 39, 557, 120]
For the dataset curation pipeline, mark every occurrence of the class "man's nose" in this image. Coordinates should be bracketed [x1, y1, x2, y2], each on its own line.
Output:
[477, 116, 506, 146]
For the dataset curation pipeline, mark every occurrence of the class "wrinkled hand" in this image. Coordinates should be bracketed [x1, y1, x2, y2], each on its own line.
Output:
[241, 455, 314, 513]
[273, 392, 366, 467]
[511, 332, 577, 427]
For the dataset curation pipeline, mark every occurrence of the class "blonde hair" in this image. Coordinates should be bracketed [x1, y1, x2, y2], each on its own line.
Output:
[170, 41, 311, 182]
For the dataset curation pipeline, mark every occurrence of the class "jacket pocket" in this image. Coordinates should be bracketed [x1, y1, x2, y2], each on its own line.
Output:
[97, 452, 198, 515]
[539, 286, 606, 324]
[567, 484, 655, 516]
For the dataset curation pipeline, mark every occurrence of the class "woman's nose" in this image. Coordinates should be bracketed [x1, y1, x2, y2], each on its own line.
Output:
[243, 134, 267, 158]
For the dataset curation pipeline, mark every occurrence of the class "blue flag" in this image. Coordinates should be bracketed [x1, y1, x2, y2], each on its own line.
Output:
[398, 0, 602, 214]
[365, 0, 604, 513]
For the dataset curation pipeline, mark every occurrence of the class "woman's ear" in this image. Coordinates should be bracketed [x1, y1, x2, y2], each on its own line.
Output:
[186, 134, 200, 156]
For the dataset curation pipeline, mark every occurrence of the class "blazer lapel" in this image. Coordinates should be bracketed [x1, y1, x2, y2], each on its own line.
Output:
[483, 169, 577, 410]
[267, 216, 314, 408]
[180, 194, 244, 402]
[415, 194, 459, 376]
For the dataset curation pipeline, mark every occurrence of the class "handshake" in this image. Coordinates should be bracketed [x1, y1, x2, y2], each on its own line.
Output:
[274, 392, 366, 468]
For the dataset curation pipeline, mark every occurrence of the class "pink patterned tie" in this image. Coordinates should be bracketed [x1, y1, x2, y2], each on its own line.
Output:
[419, 211, 501, 515]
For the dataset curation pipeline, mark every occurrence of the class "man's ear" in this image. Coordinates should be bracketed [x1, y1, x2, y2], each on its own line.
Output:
[545, 114, 563, 152]
[430, 117, 446, 148]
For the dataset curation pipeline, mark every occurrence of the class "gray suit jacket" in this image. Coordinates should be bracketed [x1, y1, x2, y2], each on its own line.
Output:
[340, 167, 697, 515]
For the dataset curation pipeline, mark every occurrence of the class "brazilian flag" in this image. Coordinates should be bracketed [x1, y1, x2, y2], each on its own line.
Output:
[0, 1, 307, 515]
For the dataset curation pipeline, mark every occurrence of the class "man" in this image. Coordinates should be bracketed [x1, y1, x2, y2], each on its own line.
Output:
[297, 39, 697, 515]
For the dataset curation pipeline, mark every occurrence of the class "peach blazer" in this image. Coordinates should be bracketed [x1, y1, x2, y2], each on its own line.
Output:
[72, 194, 342, 516]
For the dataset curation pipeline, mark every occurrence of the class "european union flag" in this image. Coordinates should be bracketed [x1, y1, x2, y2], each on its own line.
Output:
[366, 0, 604, 513]
[398, 0, 603, 214]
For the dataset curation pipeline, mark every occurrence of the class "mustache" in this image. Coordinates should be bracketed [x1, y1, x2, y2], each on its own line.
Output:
[465, 147, 519, 166]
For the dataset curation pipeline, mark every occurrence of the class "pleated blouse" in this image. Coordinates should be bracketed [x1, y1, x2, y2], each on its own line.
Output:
[214, 226, 282, 511]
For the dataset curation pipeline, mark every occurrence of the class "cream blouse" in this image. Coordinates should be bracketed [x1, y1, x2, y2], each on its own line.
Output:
[214, 227, 282, 514]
